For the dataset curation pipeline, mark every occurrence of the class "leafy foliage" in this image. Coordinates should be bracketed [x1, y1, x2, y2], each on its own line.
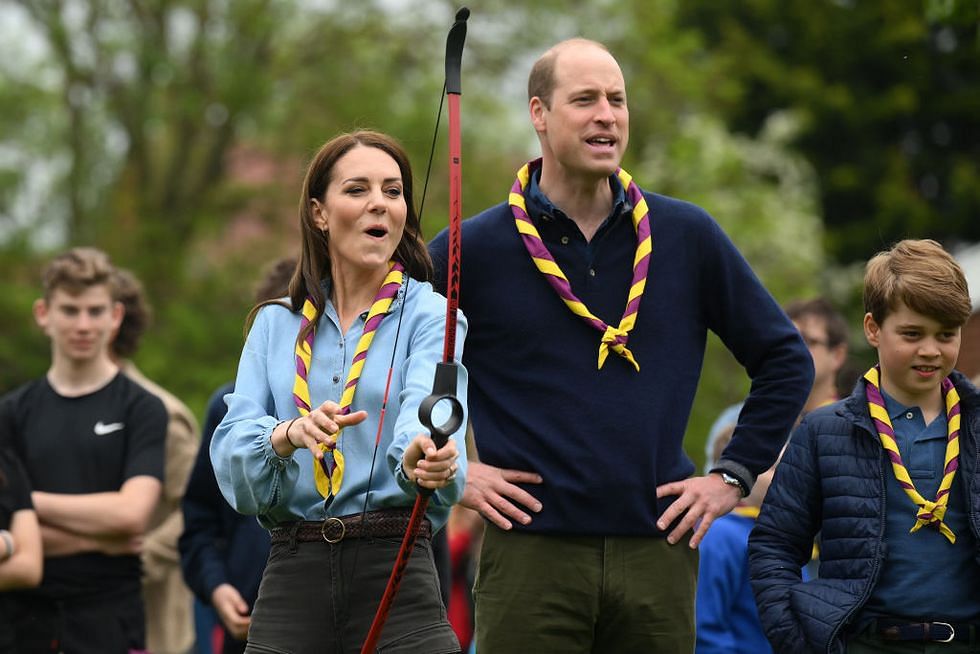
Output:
[0, 0, 971, 470]
[676, 0, 980, 263]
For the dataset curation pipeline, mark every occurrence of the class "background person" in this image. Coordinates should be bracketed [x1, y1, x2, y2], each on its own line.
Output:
[0, 444, 43, 653]
[1, 247, 167, 653]
[784, 297, 850, 413]
[179, 257, 293, 654]
[696, 424, 797, 654]
[112, 267, 199, 654]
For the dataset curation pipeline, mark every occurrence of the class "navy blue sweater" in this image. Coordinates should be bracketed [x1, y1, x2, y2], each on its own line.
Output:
[179, 383, 269, 610]
[429, 180, 812, 536]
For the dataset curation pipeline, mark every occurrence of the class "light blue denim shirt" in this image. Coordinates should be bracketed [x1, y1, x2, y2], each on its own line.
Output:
[211, 278, 467, 531]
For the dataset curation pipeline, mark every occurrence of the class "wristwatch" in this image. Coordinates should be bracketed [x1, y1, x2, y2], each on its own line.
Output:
[716, 471, 748, 498]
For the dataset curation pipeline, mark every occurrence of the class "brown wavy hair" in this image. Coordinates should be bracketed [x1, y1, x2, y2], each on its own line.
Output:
[863, 239, 971, 327]
[41, 247, 117, 300]
[247, 130, 432, 341]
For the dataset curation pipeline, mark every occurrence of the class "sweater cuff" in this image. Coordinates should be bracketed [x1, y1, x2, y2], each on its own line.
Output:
[709, 460, 754, 496]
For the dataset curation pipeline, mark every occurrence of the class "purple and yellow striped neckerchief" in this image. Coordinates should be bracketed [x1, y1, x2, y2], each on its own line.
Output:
[864, 365, 961, 543]
[509, 159, 652, 371]
[292, 261, 406, 501]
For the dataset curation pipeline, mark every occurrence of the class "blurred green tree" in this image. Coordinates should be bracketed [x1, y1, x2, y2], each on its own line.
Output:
[675, 0, 980, 263]
[0, 0, 864, 471]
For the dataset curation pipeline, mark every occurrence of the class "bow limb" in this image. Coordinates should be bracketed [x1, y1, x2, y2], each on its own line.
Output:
[360, 8, 469, 653]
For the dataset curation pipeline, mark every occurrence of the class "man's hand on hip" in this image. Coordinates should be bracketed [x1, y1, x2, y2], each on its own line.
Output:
[655, 474, 741, 548]
[461, 461, 543, 530]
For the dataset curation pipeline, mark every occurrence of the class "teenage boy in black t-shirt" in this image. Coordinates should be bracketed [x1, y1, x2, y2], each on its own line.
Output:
[0, 247, 167, 653]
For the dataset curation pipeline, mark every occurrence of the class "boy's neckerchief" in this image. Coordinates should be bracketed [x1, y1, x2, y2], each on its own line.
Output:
[863, 365, 961, 543]
[292, 261, 406, 502]
[508, 158, 651, 371]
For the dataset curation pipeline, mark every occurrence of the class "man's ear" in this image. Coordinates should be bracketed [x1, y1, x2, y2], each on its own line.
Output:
[863, 312, 880, 348]
[33, 298, 48, 330]
[529, 96, 547, 133]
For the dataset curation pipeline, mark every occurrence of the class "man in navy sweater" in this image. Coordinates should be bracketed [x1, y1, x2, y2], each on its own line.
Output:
[430, 38, 813, 652]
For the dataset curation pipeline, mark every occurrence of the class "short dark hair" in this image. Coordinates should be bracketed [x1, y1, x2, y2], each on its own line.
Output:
[784, 297, 849, 348]
[527, 38, 610, 108]
[863, 239, 971, 327]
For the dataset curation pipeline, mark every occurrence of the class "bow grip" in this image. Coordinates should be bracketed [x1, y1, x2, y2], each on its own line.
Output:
[418, 361, 464, 448]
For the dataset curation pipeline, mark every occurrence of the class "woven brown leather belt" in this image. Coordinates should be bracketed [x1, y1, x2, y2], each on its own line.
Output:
[876, 619, 978, 643]
[269, 509, 431, 545]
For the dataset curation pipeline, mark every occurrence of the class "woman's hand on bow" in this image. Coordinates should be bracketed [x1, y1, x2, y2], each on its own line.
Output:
[402, 435, 459, 490]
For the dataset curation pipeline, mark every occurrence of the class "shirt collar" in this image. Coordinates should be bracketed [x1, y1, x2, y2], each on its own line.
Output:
[524, 166, 629, 228]
[880, 388, 948, 438]
[880, 389, 912, 422]
[320, 274, 408, 322]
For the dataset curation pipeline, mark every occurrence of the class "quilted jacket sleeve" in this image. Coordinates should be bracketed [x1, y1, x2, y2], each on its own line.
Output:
[748, 416, 823, 652]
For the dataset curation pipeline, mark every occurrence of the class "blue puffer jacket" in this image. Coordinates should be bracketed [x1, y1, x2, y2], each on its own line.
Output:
[748, 370, 980, 654]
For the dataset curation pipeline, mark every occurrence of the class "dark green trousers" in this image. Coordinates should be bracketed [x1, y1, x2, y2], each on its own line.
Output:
[474, 526, 698, 654]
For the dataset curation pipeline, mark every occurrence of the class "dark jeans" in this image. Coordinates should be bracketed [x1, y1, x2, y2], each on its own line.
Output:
[245, 533, 459, 654]
[10, 588, 146, 654]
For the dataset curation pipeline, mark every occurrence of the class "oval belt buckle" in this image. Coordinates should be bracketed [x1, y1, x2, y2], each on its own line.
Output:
[321, 517, 346, 544]
[934, 622, 955, 643]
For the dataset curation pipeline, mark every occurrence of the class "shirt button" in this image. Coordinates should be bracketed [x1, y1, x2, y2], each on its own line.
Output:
[333, 375, 340, 384]
[906, 411, 914, 420]
[589, 268, 596, 277]
[560, 236, 569, 245]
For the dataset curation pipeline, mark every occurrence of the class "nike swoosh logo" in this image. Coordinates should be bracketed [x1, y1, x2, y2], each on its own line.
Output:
[93, 421, 125, 436]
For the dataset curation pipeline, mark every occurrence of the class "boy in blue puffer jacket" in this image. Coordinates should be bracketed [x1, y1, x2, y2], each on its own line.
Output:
[749, 239, 980, 654]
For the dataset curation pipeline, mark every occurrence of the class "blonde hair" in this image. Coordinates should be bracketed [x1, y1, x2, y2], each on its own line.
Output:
[863, 239, 971, 327]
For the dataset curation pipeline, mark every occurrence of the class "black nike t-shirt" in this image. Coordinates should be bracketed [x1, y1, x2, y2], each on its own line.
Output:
[0, 373, 167, 599]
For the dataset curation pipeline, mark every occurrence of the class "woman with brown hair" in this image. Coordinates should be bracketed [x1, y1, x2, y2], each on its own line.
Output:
[211, 130, 466, 653]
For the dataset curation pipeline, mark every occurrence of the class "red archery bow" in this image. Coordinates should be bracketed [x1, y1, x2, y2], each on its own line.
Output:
[359, 8, 469, 652]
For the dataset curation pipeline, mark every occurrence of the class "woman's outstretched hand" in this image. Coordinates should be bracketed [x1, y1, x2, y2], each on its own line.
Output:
[271, 400, 368, 458]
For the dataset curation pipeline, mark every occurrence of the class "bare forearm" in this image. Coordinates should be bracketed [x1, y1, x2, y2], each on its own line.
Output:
[41, 524, 142, 558]
[40, 524, 102, 557]
[33, 476, 161, 537]
[0, 551, 42, 590]
[0, 511, 43, 589]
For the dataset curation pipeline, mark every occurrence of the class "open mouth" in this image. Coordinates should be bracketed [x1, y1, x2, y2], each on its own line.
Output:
[365, 227, 388, 238]
[586, 136, 615, 147]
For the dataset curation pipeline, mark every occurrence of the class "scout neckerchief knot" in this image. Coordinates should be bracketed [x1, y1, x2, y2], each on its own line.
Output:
[864, 365, 961, 543]
[509, 158, 652, 371]
[292, 261, 406, 501]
